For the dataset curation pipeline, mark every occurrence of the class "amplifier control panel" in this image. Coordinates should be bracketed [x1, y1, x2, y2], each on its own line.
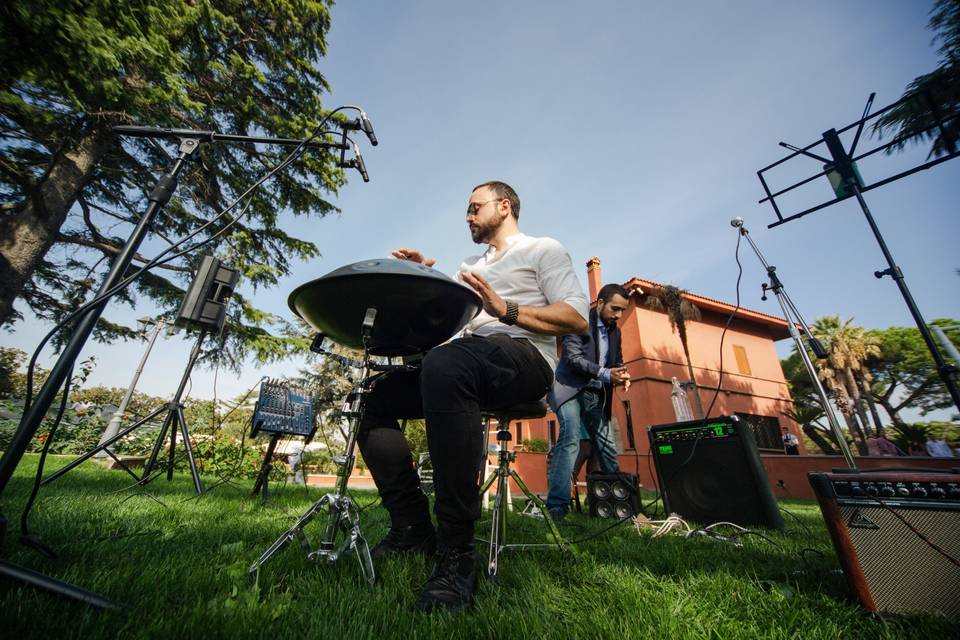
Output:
[830, 478, 960, 503]
[649, 419, 736, 445]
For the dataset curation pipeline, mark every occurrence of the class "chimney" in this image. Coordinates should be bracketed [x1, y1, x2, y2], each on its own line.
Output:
[586, 256, 601, 302]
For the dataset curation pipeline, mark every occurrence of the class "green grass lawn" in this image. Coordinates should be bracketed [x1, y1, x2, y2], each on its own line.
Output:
[0, 454, 956, 639]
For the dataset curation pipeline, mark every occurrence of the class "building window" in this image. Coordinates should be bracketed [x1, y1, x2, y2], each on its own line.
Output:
[735, 413, 781, 451]
[516, 421, 523, 444]
[733, 345, 752, 376]
[548, 420, 557, 447]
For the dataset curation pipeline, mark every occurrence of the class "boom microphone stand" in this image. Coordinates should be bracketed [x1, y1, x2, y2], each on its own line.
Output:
[0, 122, 357, 607]
[732, 218, 857, 468]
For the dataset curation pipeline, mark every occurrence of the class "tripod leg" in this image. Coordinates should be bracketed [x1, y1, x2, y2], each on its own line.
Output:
[510, 469, 566, 547]
[42, 406, 167, 486]
[249, 494, 331, 574]
[166, 410, 178, 482]
[175, 408, 203, 495]
[487, 471, 507, 578]
[141, 409, 175, 483]
[343, 501, 375, 585]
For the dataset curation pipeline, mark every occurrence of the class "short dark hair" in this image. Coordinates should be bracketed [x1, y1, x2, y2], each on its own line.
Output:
[473, 180, 520, 220]
[598, 283, 629, 303]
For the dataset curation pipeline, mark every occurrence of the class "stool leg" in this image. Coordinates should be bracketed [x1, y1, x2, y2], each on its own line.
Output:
[509, 468, 565, 545]
[487, 467, 507, 577]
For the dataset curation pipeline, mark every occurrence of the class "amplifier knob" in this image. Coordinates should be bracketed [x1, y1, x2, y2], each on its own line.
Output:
[930, 487, 946, 498]
[948, 488, 960, 499]
[896, 487, 910, 497]
[865, 485, 879, 497]
[912, 487, 928, 498]
[880, 486, 895, 497]
[852, 486, 865, 496]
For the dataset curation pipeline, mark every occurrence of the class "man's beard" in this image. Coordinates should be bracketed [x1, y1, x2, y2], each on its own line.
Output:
[470, 217, 502, 244]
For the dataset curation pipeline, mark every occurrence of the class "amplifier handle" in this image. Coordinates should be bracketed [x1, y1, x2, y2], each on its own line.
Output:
[830, 466, 960, 475]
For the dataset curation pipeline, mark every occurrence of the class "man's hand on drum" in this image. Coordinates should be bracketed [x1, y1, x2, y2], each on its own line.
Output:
[392, 248, 436, 267]
[460, 271, 508, 319]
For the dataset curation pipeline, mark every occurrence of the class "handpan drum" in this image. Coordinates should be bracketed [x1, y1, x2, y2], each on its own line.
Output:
[288, 259, 482, 357]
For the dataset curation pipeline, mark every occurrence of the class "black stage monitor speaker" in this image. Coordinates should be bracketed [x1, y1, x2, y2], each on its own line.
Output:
[587, 472, 641, 519]
[809, 469, 960, 619]
[648, 416, 783, 529]
[176, 255, 240, 332]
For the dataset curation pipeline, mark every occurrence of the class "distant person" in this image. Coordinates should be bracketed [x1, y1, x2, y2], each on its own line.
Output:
[926, 438, 954, 458]
[908, 443, 928, 457]
[867, 435, 902, 456]
[781, 426, 800, 455]
[546, 283, 632, 522]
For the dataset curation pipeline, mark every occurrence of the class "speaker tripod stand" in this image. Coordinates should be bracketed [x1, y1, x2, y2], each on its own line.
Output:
[42, 329, 209, 495]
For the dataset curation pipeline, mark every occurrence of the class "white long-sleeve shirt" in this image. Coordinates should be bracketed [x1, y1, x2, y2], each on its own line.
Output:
[458, 232, 589, 370]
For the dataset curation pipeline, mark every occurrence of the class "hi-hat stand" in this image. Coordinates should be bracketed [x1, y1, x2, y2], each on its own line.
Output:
[42, 329, 210, 494]
[733, 219, 856, 468]
[250, 309, 414, 585]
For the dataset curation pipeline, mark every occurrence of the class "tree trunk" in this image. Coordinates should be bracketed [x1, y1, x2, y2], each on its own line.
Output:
[877, 395, 908, 430]
[0, 124, 115, 325]
[859, 375, 886, 438]
[844, 367, 874, 439]
[839, 401, 868, 455]
[802, 424, 839, 455]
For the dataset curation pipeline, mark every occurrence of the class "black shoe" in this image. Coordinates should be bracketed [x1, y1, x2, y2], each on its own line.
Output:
[548, 507, 567, 524]
[416, 545, 477, 613]
[370, 524, 437, 561]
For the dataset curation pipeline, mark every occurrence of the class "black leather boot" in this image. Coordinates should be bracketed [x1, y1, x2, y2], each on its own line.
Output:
[370, 523, 437, 561]
[416, 544, 476, 613]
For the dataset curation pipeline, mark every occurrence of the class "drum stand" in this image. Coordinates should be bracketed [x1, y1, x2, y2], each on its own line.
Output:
[250, 309, 410, 585]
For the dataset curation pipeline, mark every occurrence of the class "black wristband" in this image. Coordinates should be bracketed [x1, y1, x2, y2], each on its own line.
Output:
[500, 300, 520, 325]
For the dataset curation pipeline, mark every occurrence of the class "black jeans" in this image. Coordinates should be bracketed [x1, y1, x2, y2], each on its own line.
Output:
[356, 333, 553, 548]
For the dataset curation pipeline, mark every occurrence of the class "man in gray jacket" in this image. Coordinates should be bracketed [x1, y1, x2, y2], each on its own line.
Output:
[546, 283, 632, 521]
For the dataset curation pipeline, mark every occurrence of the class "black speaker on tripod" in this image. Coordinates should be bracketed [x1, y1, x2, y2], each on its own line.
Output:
[176, 255, 239, 332]
[648, 416, 783, 529]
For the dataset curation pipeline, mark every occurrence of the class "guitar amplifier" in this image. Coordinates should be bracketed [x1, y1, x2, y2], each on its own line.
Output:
[809, 469, 960, 619]
[648, 416, 783, 529]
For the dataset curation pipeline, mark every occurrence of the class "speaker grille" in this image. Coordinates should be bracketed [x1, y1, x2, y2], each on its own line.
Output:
[839, 504, 960, 617]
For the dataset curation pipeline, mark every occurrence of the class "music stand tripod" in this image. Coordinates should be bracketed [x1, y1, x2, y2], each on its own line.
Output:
[41, 329, 209, 495]
[249, 309, 411, 584]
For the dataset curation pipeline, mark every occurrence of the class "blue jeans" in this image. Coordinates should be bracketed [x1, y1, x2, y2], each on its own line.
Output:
[546, 384, 620, 512]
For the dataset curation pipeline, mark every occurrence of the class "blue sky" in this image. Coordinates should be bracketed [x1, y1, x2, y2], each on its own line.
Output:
[4, 1, 958, 410]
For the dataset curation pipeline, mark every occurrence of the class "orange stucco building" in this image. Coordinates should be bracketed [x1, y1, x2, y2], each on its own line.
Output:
[499, 256, 805, 485]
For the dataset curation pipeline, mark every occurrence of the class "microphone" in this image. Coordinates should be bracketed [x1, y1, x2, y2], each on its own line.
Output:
[358, 110, 378, 146]
[730, 217, 744, 228]
[352, 143, 370, 182]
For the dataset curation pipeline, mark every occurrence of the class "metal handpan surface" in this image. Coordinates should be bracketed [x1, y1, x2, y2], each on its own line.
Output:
[288, 258, 482, 356]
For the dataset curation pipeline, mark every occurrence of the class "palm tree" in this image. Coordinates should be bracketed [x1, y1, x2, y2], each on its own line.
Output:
[644, 285, 704, 418]
[810, 316, 882, 453]
[782, 403, 838, 455]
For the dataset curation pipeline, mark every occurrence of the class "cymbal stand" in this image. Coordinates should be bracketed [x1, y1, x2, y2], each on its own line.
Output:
[251, 309, 414, 584]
